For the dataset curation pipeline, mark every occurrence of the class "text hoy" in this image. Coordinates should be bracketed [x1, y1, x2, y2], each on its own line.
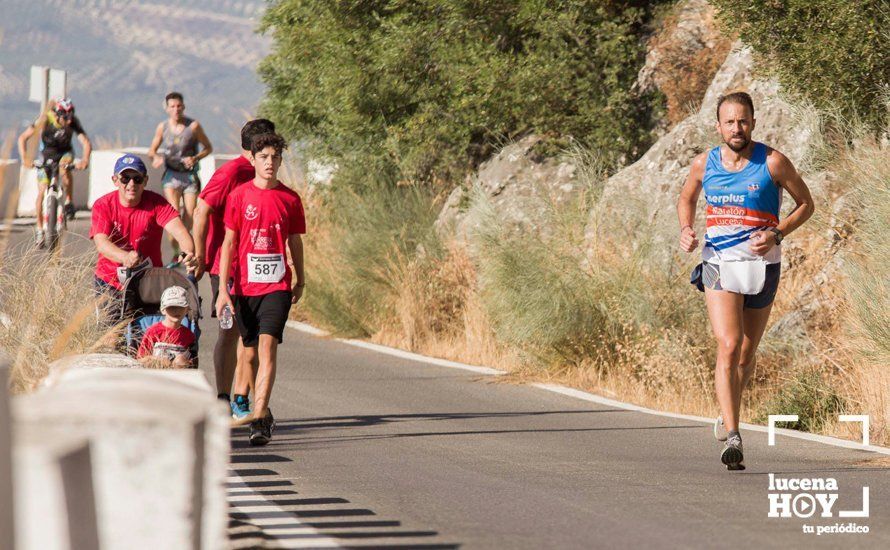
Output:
[767, 474, 869, 519]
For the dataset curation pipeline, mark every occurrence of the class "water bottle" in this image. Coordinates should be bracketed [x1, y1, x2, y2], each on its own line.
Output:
[219, 305, 234, 330]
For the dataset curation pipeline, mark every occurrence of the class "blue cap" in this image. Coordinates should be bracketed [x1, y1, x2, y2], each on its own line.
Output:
[113, 154, 147, 176]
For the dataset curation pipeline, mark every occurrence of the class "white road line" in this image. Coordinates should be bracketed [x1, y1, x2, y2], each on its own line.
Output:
[287, 320, 331, 337]
[227, 472, 342, 549]
[286, 320, 890, 456]
[536, 384, 890, 456]
[286, 320, 505, 375]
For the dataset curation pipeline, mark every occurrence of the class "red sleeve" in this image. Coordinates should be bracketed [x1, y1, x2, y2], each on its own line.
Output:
[154, 194, 179, 227]
[289, 195, 306, 235]
[198, 165, 230, 211]
[180, 326, 196, 348]
[89, 196, 112, 239]
[223, 192, 240, 232]
[137, 325, 158, 358]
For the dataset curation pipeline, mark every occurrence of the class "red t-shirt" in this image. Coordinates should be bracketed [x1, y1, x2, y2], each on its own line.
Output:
[136, 322, 196, 360]
[223, 181, 306, 296]
[198, 155, 255, 274]
[90, 190, 179, 289]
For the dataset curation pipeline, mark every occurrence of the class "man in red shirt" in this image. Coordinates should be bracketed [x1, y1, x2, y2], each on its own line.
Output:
[193, 119, 276, 411]
[216, 133, 305, 446]
[91, 153, 197, 323]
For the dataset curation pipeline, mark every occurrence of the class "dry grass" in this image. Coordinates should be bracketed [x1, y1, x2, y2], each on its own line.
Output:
[371, 244, 521, 370]
[0, 245, 116, 393]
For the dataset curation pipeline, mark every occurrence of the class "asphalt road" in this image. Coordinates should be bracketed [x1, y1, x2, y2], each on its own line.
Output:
[4, 219, 888, 549]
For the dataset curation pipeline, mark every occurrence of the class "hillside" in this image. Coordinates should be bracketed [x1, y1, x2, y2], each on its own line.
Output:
[0, 0, 268, 152]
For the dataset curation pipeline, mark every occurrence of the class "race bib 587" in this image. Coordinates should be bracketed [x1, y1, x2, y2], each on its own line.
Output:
[247, 253, 286, 284]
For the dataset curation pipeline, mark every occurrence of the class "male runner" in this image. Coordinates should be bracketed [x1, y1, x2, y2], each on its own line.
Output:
[17, 98, 92, 245]
[677, 92, 814, 470]
[216, 133, 305, 446]
[147, 92, 213, 265]
[193, 118, 276, 414]
[91, 153, 197, 324]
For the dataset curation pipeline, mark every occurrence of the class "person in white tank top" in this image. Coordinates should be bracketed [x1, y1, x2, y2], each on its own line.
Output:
[676, 92, 815, 471]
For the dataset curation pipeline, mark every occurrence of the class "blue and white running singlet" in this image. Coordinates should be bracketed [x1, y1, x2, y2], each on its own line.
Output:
[702, 142, 782, 264]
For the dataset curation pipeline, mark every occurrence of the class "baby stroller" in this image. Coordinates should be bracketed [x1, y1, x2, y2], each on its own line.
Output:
[119, 266, 202, 368]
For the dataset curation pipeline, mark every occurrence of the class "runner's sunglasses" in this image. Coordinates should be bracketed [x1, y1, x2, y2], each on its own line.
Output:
[118, 174, 146, 185]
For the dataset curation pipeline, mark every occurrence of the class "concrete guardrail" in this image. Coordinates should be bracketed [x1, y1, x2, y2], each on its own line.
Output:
[4, 354, 229, 550]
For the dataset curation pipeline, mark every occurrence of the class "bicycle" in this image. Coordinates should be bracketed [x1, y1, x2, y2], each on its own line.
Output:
[32, 157, 78, 251]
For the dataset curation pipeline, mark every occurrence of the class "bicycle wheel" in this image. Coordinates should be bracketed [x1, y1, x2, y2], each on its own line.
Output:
[45, 192, 59, 251]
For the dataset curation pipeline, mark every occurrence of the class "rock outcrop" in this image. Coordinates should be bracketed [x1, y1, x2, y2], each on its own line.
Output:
[636, 0, 732, 126]
[435, 135, 583, 241]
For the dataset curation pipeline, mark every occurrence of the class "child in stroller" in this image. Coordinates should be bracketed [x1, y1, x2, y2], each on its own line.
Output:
[137, 286, 196, 367]
[121, 267, 201, 367]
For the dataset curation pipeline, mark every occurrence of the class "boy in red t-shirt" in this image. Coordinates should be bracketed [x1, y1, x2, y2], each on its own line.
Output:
[216, 132, 305, 446]
[193, 119, 276, 411]
[138, 286, 196, 368]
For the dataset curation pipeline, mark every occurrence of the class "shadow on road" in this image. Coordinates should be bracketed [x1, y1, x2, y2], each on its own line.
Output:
[271, 408, 630, 431]
[227, 442, 462, 549]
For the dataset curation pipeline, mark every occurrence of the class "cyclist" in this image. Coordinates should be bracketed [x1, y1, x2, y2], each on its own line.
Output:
[91, 153, 198, 325]
[677, 92, 814, 471]
[192, 118, 276, 413]
[216, 132, 305, 446]
[16, 98, 92, 246]
[147, 91, 213, 266]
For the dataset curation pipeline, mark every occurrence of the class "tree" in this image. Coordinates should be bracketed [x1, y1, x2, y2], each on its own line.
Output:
[258, 0, 668, 184]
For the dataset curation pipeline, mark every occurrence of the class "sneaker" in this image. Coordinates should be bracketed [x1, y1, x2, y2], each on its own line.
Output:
[249, 420, 268, 446]
[64, 203, 75, 221]
[266, 408, 275, 436]
[249, 410, 274, 447]
[714, 415, 728, 442]
[230, 396, 251, 420]
[35, 229, 45, 249]
[721, 434, 745, 471]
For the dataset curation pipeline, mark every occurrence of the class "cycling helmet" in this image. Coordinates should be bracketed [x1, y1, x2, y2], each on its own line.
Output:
[54, 98, 75, 116]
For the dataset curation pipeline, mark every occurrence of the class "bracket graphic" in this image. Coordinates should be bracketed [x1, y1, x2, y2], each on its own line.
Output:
[767, 415, 799, 446]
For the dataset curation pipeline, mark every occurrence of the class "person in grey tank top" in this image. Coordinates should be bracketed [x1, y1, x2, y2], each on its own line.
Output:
[148, 91, 213, 265]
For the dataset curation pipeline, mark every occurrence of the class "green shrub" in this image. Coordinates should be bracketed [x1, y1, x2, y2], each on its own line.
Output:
[258, 0, 669, 184]
[754, 369, 845, 433]
[466, 146, 709, 372]
[301, 177, 442, 336]
[711, 0, 889, 132]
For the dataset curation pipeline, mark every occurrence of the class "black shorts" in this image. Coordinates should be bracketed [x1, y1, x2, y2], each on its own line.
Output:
[234, 290, 292, 346]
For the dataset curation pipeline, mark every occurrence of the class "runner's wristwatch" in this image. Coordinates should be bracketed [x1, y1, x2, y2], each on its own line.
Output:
[768, 227, 784, 244]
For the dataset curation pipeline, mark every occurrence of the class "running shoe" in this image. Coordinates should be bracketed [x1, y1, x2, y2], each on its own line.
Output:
[714, 414, 728, 442]
[35, 229, 45, 249]
[721, 434, 745, 471]
[249, 420, 267, 446]
[266, 408, 275, 436]
[64, 202, 75, 221]
[249, 410, 275, 447]
[230, 396, 251, 420]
